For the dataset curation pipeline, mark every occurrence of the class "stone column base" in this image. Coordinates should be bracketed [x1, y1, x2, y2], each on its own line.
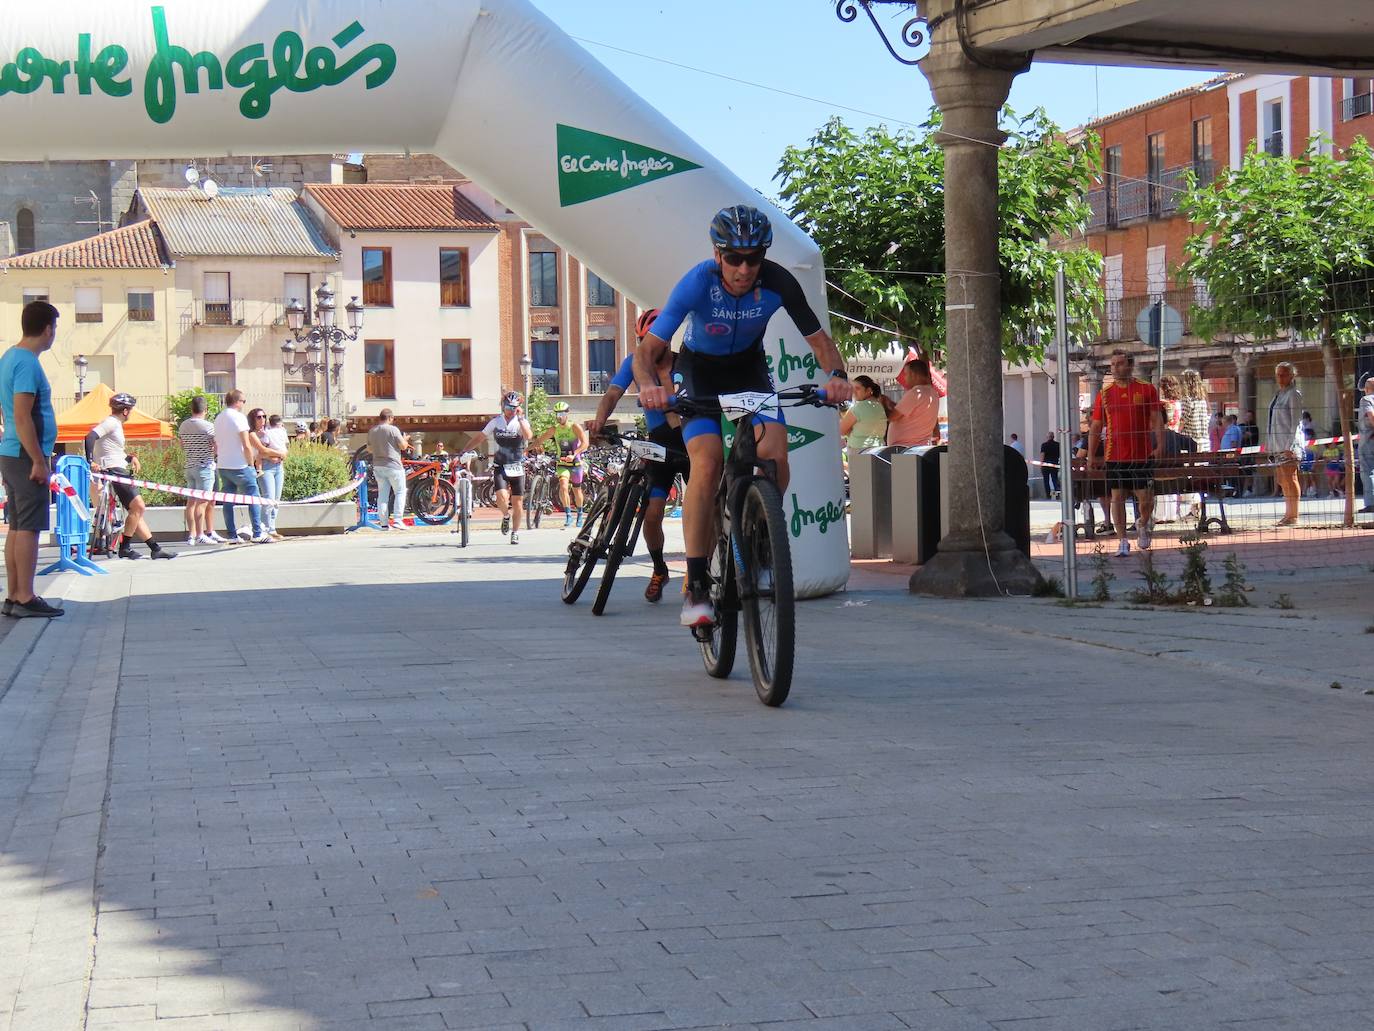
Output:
[909, 538, 1042, 598]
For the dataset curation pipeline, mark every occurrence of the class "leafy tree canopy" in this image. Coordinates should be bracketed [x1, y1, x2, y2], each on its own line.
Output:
[774, 107, 1103, 365]
[1182, 137, 1374, 349]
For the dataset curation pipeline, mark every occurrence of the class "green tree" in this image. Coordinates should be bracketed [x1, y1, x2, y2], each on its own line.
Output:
[525, 386, 557, 455]
[774, 108, 1103, 364]
[168, 387, 222, 426]
[1181, 138, 1374, 349]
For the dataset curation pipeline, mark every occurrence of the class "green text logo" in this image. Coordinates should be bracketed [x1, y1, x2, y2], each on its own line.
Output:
[789, 492, 847, 539]
[0, 7, 397, 124]
[763, 337, 820, 384]
[557, 124, 702, 206]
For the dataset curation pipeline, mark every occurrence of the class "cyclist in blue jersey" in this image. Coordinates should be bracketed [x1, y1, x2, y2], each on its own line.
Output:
[637, 205, 850, 627]
[589, 308, 688, 603]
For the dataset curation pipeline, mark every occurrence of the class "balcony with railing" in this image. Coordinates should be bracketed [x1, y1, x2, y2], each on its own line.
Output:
[364, 372, 395, 399]
[194, 297, 245, 326]
[1263, 132, 1285, 157]
[1341, 92, 1373, 121]
[1086, 161, 1216, 230]
[441, 372, 471, 398]
[1096, 285, 1213, 344]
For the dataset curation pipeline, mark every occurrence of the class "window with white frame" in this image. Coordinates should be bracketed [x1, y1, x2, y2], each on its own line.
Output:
[203, 353, 235, 395]
[75, 287, 102, 323]
[21, 287, 48, 305]
[284, 273, 311, 324]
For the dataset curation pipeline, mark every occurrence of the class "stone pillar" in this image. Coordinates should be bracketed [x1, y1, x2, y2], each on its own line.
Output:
[1321, 340, 1341, 433]
[1235, 352, 1254, 418]
[909, 32, 1035, 597]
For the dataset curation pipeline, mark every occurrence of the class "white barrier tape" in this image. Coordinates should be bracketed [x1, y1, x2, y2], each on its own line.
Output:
[90, 471, 364, 507]
[49, 472, 91, 521]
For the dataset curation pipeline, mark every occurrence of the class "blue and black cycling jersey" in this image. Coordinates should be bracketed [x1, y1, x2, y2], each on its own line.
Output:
[649, 259, 822, 357]
[611, 354, 668, 431]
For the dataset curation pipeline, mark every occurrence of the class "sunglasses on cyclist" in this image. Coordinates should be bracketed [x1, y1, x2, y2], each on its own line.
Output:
[719, 249, 765, 268]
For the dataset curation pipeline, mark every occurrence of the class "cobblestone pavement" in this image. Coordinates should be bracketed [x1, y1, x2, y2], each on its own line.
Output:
[3, 525, 1373, 1030]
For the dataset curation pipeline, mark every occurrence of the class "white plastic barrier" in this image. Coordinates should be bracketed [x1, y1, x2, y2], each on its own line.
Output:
[0, 0, 848, 595]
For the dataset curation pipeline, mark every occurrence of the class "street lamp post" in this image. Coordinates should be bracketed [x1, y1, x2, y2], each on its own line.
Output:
[73, 354, 88, 401]
[281, 282, 364, 424]
[519, 352, 532, 401]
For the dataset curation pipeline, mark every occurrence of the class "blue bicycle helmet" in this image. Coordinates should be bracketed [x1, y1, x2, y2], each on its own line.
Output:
[709, 205, 773, 250]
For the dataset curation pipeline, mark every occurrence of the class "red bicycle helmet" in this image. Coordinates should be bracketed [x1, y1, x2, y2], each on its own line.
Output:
[635, 307, 661, 341]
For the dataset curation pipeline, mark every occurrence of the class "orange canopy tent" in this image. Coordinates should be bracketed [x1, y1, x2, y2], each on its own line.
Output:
[56, 383, 173, 443]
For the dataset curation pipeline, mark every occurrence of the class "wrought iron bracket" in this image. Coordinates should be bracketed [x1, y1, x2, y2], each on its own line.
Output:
[835, 0, 930, 65]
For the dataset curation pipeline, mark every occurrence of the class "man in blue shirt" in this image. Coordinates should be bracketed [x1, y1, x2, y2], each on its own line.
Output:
[1, 301, 64, 618]
[1219, 414, 1243, 451]
[636, 206, 850, 627]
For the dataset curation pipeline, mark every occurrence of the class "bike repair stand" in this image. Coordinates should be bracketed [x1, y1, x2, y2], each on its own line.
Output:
[39, 455, 108, 576]
[347, 460, 385, 532]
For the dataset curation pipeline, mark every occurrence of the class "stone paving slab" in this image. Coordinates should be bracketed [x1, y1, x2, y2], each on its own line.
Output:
[1, 525, 1373, 1030]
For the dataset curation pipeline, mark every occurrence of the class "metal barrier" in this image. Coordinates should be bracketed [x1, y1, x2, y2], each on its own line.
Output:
[39, 455, 107, 577]
[347, 460, 384, 531]
[850, 446, 902, 559]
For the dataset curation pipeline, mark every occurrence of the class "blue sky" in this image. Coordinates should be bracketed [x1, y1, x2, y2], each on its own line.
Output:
[527, 0, 1220, 197]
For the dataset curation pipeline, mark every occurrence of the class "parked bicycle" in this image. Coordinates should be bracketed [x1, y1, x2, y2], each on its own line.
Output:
[350, 446, 457, 524]
[671, 386, 830, 707]
[560, 428, 677, 615]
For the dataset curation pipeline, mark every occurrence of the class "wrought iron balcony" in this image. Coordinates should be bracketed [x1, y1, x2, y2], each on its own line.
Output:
[1095, 286, 1213, 343]
[1341, 92, 1373, 121]
[1085, 161, 1216, 229]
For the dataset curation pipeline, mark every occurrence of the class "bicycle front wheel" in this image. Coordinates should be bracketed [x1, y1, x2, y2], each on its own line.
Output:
[561, 497, 609, 604]
[592, 480, 645, 616]
[738, 479, 794, 707]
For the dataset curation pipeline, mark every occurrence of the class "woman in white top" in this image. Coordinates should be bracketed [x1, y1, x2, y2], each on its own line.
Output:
[1265, 363, 1305, 527]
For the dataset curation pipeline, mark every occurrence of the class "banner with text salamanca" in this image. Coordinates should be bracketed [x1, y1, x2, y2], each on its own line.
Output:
[0, 0, 848, 595]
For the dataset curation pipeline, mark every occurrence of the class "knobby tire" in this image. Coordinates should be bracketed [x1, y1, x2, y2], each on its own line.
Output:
[592, 480, 645, 616]
[739, 479, 794, 707]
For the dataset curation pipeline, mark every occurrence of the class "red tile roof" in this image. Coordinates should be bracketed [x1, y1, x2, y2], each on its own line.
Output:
[3, 220, 170, 270]
[304, 184, 498, 232]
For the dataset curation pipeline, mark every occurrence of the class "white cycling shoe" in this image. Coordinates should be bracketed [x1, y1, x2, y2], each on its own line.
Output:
[679, 589, 714, 628]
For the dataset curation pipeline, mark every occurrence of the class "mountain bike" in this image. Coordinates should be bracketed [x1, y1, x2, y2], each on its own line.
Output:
[670, 386, 830, 707]
[560, 430, 668, 613]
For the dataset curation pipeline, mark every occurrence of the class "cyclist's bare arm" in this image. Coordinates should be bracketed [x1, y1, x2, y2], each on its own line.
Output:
[803, 328, 851, 405]
[635, 332, 670, 409]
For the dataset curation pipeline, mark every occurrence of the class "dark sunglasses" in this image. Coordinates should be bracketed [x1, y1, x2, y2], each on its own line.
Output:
[720, 250, 765, 268]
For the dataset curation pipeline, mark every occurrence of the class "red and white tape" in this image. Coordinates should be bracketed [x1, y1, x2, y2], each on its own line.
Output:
[89, 471, 364, 507]
[48, 472, 90, 521]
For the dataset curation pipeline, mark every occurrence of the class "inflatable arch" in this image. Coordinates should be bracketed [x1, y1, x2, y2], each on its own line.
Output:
[0, 0, 849, 595]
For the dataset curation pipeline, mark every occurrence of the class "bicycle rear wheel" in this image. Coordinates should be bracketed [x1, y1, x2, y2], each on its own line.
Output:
[738, 479, 794, 707]
[592, 480, 645, 616]
[412, 477, 456, 525]
[698, 525, 738, 679]
[561, 496, 609, 604]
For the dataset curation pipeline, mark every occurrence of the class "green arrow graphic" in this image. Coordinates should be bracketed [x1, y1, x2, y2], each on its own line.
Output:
[557, 124, 702, 207]
[721, 421, 826, 453]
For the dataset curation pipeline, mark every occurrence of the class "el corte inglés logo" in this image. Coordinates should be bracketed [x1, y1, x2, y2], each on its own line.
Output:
[557, 124, 702, 206]
[0, 6, 397, 124]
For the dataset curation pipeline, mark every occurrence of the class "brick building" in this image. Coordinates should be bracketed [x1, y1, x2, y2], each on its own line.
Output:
[1076, 72, 1374, 432]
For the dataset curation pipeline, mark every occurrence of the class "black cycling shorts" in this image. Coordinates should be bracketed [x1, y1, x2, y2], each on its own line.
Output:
[491, 465, 524, 498]
[674, 346, 783, 442]
[647, 423, 690, 500]
[105, 468, 140, 508]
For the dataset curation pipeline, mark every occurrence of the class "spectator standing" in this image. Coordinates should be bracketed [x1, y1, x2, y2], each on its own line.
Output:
[838, 375, 888, 452]
[1087, 349, 1164, 557]
[368, 409, 410, 529]
[256, 412, 290, 540]
[320, 420, 339, 447]
[307, 421, 319, 442]
[178, 394, 222, 545]
[1008, 433, 1025, 457]
[1357, 377, 1374, 513]
[1209, 412, 1225, 452]
[1266, 362, 1304, 526]
[1220, 413, 1243, 450]
[1038, 432, 1061, 499]
[885, 358, 941, 448]
[1178, 369, 1211, 520]
[214, 390, 270, 544]
[0, 301, 63, 618]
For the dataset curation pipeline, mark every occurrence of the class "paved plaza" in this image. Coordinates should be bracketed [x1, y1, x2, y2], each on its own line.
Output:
[2, 523, 1373, 1031]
